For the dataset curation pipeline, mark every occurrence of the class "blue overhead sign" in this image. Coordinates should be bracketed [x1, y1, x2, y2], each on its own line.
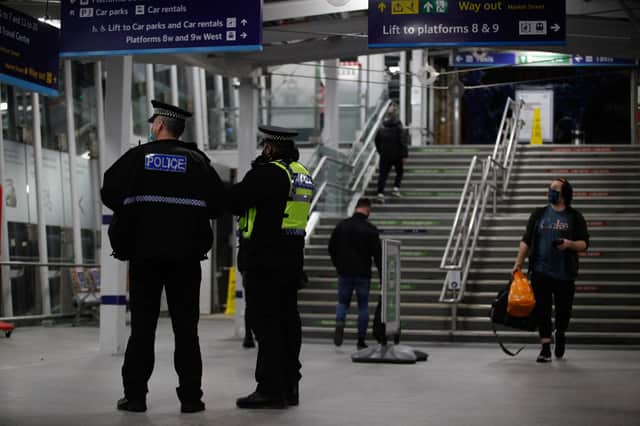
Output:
[60, 1, 262, 57]
[0, 4, 59, 97]
[451, 51, 638, 67]
[368, 0, 566, 48]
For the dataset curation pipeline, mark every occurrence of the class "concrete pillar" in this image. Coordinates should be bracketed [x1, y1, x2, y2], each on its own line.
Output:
[170, 66, 179, 106]
[213, 75, 226, 147]
[0, 88, 12, 317]
[32, 93, 51, 315]
[145, 64, 154, 115]
[191, 67, 204, 151]
[399, 51, 407, 125]
[100, 56, 132, 355]
[64, 60, 84, 266]
[322, 59, 339, 150]
[234, 75, 259, 336]
[409, 49, 426, 147]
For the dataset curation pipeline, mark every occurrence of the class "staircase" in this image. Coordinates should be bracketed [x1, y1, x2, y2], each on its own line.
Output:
[300, 144, 640, 345]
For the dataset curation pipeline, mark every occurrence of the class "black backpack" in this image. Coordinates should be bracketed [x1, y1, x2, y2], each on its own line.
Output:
[490, 280, 537, 356]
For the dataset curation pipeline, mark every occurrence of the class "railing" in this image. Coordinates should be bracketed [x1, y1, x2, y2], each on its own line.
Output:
[309, 97, 392, 216]
[439, 98, 524, 305]
[0, 261, 100, 321]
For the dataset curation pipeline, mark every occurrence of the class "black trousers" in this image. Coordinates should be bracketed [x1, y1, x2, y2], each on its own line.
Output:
[122, 259, 203, 402]
[245, 268, 301, 398]
[530, 271, 576, 339]
[377, 158, 404, 194]
[241, 271, 254, 340]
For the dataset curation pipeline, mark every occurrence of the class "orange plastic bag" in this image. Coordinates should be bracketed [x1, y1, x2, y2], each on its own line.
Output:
[507, 271, 536, 317]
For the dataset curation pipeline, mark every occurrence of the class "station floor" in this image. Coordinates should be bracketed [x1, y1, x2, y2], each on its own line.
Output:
[1, 317, 639, 426]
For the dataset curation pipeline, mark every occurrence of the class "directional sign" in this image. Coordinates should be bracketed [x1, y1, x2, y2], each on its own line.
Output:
[0, 4, 59, 96]
[369, 0, 566, 48]
[451, 51, 637, 67]
[60, 1, 262, 57]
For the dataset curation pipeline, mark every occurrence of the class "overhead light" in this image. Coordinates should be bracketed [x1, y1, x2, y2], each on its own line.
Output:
[38, 17, 60, 28]
[388, 66, 400, 74]
[81, 151, 91, 160]
[326, 0, 352, 5]
[0, 102, 7, 111]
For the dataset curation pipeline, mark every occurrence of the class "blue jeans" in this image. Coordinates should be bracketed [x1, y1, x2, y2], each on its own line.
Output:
[336, 276, 371, 339]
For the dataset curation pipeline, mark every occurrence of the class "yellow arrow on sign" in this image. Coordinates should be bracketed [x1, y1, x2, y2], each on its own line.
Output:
[378, 1, 387, 13]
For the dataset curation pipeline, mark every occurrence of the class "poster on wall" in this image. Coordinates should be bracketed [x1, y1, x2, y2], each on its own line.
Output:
[515, 89, 554, 143]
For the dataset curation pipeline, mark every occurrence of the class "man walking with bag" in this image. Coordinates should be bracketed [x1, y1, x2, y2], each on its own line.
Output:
[512, 178, 589, 362]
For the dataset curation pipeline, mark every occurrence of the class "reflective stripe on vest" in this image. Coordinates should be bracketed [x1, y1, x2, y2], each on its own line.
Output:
[239, 160, 314, 239]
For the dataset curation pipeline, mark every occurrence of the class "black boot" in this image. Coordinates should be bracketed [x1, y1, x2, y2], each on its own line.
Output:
[286, 383, 299, 406]
[333, 321, 345, 347]
[243, 334, 255, 348]
[357, 338, 368, 350]
[236, 391, 287, 409]
[117, 397, 147, 413]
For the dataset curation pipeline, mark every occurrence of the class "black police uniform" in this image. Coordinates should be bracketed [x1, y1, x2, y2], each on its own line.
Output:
[229, 126, 305, 407]
[101, 101, 225, 407]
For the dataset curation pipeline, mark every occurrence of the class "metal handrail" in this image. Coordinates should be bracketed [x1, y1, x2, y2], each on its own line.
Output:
[0, 261, 100, 268]
[439, 98, 524, 305]
[309, 98, 392, 215]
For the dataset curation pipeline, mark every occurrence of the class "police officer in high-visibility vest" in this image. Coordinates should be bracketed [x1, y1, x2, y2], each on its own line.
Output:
[230, 125, 313, 409]
[101, 100, 225, 414]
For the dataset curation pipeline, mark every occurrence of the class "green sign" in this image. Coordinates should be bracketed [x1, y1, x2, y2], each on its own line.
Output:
[420, 0, 448, 14]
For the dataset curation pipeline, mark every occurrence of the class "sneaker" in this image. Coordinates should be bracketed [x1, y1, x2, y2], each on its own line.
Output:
[181, 400, 205, 413]
[536, 344, 552, 363]
[333, 321, 345, 347]
[357, 339, 368, 350]
[117, 397, 147, 413]
[555, 331, 566, 359]
[376, 193, 385, 202]
[392, 187, 401, 197]
[236, 391, 286, 409]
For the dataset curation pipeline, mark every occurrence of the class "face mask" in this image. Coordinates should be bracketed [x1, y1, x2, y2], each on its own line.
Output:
[548, 188, 561, 205]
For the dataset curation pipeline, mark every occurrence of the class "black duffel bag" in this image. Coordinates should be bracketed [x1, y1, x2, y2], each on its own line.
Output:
[490, 279, 537, 356]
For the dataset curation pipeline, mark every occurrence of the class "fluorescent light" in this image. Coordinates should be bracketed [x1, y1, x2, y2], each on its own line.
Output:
[38, 17, 60, 28]
[0, 102, 7, 111]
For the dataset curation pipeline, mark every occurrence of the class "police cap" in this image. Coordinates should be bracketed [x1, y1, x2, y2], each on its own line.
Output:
[258, 125, 298, 145]
[148, 100, 193, 123]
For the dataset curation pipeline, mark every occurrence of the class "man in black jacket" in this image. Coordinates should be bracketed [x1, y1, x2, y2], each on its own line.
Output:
[229, 126, 313, 409]
[512, 177, 589, 363]
[375, 107, 408, 200]
[329, 198, 382, 349]
[101, 100, 225, 413]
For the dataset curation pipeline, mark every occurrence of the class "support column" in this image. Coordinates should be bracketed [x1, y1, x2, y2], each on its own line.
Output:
[213, 75, 226, 147]
[32, 93, 50, 315]
[145, 64, 155, 115]
[100, 56, 132, 355]
[94, 61, 106, 248]
[427, 56, 435, 145]
[631, 69, 638, 145]
[234, 75, 259, 337]
[170, 66, 179, 106]
[409, 49, 425, 147]
[0, 88, 12, 317]
[322, 59, 339, 150]
[64, 60, 84, 266]
[191, 67, 204, 151]
[200, 69, 209, 150]
[399, 51, 407, 125]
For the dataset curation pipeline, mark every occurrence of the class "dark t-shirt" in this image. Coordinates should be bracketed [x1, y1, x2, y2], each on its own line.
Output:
[533, 206, 571, 280]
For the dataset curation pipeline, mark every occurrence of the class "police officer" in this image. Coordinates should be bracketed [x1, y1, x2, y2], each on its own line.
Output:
[101, 100, 225, 413]
[230, 125, 313, 409]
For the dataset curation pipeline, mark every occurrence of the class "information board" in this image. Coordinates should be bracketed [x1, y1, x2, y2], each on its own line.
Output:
[369, 0, 566, 48]
[381, 239, 401, 335]
[0, 4, 59, 96]
[516, 89, 554, 142]
[61, 0, 262, 57]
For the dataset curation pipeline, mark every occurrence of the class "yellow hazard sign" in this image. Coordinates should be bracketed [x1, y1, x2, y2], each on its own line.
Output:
[224, 266, 236, 316]
[530, 107, 543, 145]
[392, 0, 419, 15]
